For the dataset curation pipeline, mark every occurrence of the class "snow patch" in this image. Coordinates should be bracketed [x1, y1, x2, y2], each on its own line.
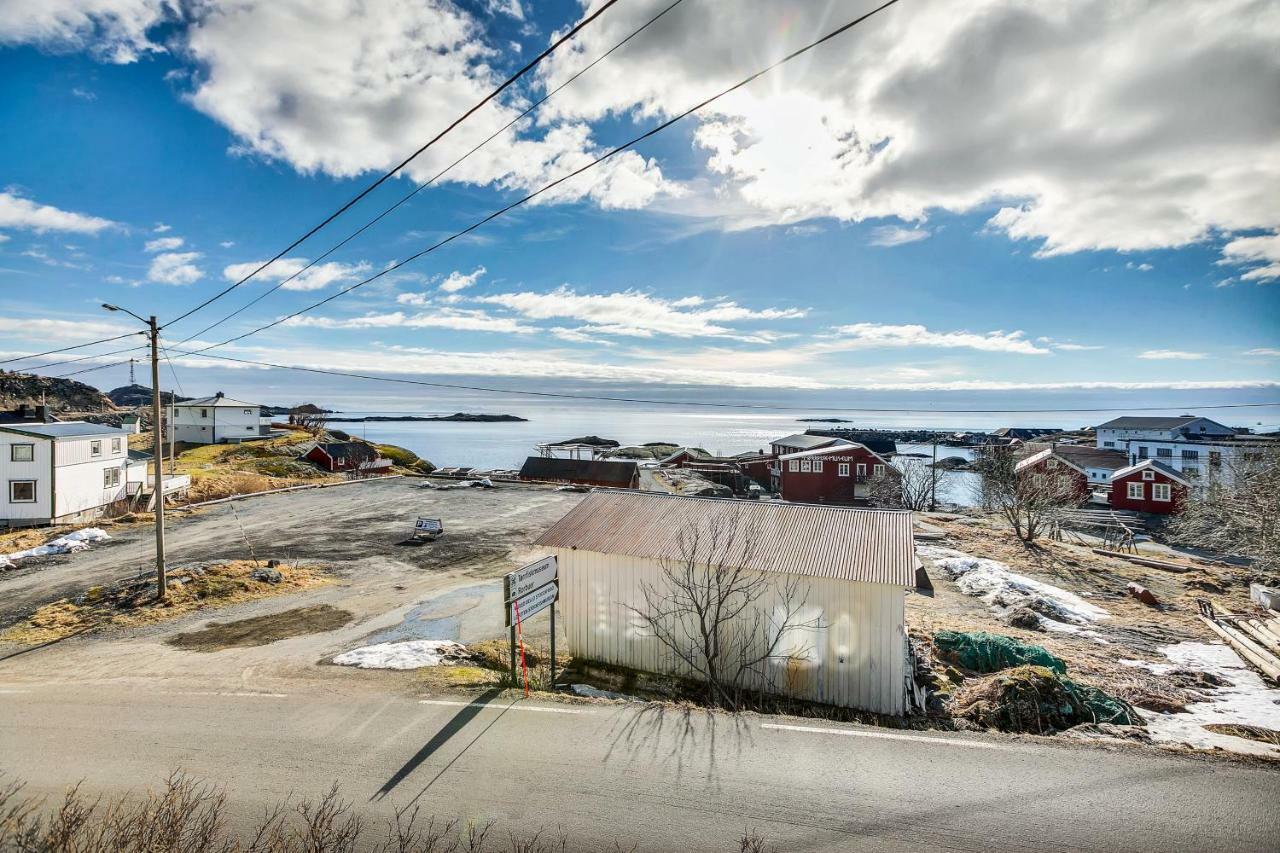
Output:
[4, 528, 111, 564]
[332, 640, 468, 670]
[1128, 642, 1280, 757]
[916, 545, 1109, 633]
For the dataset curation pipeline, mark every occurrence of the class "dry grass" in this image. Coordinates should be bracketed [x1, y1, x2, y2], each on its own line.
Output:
[186, 471, 319, 503]
[0, 560, 330, 645]
[1203, 723, 1280, 746]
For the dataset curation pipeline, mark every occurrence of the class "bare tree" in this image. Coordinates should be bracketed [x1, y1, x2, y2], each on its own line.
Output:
[869, 458, 942, 511]
[1168, 445, 1280, 578]
[972, 450, 1081, 542]
[627, 511, 822, 710]
[291, 410, 329, 438]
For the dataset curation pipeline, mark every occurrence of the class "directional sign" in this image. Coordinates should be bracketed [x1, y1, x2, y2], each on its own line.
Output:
[504, 555, 557, 602]
[505, 580, 558, 628]
[415, 517, 443, 534]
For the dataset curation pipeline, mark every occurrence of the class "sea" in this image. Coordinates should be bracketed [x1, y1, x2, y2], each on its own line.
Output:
[323, 402, 983, 505]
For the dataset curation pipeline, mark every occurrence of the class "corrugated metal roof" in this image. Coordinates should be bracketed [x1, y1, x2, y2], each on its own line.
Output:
[535, 490, 915, 587]
[0, 422, 128, 439]
[519, 456, 638, 485]
[1096, 416, 1207, 430]
[176, 395, 261, 408]
[770, 433, 848, 450]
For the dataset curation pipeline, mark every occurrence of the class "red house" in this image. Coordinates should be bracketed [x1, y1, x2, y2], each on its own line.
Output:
[777, 443, 894, 505]
[1109, 459, 1189, 514]
[1013, 447, 1093, 502]
[304, 441, 388, 473]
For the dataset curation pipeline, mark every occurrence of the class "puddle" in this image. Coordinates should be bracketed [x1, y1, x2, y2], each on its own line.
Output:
[365, 584, 493, 644]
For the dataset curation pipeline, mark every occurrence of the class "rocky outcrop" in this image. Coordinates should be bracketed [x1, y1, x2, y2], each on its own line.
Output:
[107, 384, 190, 407]
[1, 372, 116, 412]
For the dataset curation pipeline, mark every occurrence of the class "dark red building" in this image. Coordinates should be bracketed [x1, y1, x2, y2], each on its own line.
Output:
[1013, 447, 1092, 501]
[777, 443, 894, 505]
[1109, 459, 1188, 514]
[304, 441, 387, 473]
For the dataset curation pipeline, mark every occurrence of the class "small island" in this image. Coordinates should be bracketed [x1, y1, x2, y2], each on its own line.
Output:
[326, 412, 527, 423]
[798, 417, 855, 423]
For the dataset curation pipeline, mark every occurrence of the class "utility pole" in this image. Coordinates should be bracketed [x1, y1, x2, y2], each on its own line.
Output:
[929, 429, 938, 512]
[149, 316, 167, 599]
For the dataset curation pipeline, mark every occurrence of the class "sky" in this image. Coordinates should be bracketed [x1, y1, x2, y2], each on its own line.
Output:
[0, 0, 1277, 423]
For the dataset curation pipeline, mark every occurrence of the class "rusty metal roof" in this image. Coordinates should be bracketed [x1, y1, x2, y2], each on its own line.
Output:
[534, 490, 915, 587]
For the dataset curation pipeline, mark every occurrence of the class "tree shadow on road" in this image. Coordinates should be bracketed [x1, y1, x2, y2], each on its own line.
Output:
[372, 688, 505, 801]
[601, 703, 755, 791]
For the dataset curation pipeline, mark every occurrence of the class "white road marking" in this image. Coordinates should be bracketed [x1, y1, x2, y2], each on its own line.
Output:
[418, 699, 590, 715]
[165, 691, 288, 699]
[0, 689, 32, 694]
[761, 723, 1016, 751]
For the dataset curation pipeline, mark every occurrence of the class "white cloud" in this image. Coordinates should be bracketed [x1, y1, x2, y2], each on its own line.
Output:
[0, 316, 133, 342]
[0, 234, 9, 243]
[219, 240, 235, 248]
[438, 265, 486, 293]
[0, 191, 115, 234]
[0, 0, 171, 63]
[283, 307, 534, 335]
[179, 0, 673, 211]
[222, 257, 370, 291]
[1218, 231, 1280, 282]
[484, 0, 524, 21]
[1244, 348, 1280, 357]
[144, 235, 184, 252]
[1138, 349, 1207, 360]
[868, 225, 930, 247]
[153, 222, 171, 233]
[538, 0, 1280, 255]
[824, 323, 1050, 355]
[148, 251, 204, 285]
[1052, 343, 1105, 352]
[477, 286, 805, 342]
[1125, 261, 1155, 272]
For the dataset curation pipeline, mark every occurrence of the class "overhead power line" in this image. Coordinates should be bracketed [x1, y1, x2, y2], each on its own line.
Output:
[172, 0, 689, 347]
[161, 345, 1280, 415]
[163, 0, 623, 329]
[181, 0, 907, 358]
[26, 343, 149, 373]
[0, 331, 144, 367]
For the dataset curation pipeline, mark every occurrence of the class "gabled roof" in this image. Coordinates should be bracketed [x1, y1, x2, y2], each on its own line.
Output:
[778, 441, 894, 469]
[1095, 415, 1222, 431]
[175, 395, 262, 408]
[0, 422, 128, 439]
[534, 490, 915, 587]
[519, 456, 638, 486]
[769, 433, 848, 451]
[659, 447, 713, 464]
[1111, 458, 1191, 485]
[1016, 445, 1128, 475]
[312, 441, 378, 460]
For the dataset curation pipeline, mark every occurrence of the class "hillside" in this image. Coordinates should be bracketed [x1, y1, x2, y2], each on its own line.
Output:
[107, 384, 191, 408]
[0, 372, 115, 413]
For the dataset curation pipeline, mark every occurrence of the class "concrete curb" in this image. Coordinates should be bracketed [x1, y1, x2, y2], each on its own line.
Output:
[175, 475, 404, 510]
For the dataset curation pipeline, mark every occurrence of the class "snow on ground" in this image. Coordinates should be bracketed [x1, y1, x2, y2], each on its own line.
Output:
[4, 528, 110, 565]
[1124, 642, 1280, 758]
[332, 639, 468, 670]
[917, 545, 1109, 633]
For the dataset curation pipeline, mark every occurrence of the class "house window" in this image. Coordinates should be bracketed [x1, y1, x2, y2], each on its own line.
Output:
[1127, 482, 1144, 500]
[1137, 446, 1149, 458]
[1142, 471, 1154, 481]
[200, 409, 209, 418]
[10, 444, 34, 462]
[873, 463, 885, 478]
[1181, 449, 1199, 460]
[1103, 441, 1114, 448]
[9, 480, 36, 503]
[838, 463, 850, 477]
[103, 468, 121, 488]
[1209, 451, 1222, 468]
[788, 460, 798, 472]
[856, 463, 867, 478]
[243, 409, 252, 416]
[111, 437, 122, 453]
[1153, 483, 1171, 502]
[1156, 448, 1172, 458]
[800, 460, 812, 472]
[90, 440, 102, 456]
[812, 460, 823, 473]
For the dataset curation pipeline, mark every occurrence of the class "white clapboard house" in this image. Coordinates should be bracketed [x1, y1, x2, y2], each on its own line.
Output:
[534, 490, 918, 714]
[0, 422, 132, 527]
[169, 392, 268, 445]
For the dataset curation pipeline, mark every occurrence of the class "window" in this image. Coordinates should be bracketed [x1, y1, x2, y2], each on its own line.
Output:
[111, 437, 121, 453]
[1156, 448, 1172, 458]
[10, 444, 34, 462]
[1103, 441, 1114, 448]
[9, 480, 36, 503]
[812, 460, 823, 473]
[103, 468, 121, 488]
[90, 440, 102, 457]
[838, 463, 850, 477]
[1209, 451, 1222, 468]
[1181, 449, 1199, 460]
[243, 409, 252, 415]
[873, 463, 886, 479]
[788, 460, 798, 472]
[200, 408, 209, 418]
[1153, 483, 1171, 502]
[1142, 470, 1155, 481]
[1127, 482, 1144, 500]
[800, 460, 812, 472]
[1137, 446, 1149, 458]
[856, 463, 867, 478]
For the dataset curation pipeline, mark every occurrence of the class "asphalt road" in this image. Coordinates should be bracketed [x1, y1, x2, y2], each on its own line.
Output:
[2, 681, 1277, 852]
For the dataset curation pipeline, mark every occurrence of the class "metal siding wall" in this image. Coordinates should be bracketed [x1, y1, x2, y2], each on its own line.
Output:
[0, 435, 52, 521]
[553, 547, 905, 714]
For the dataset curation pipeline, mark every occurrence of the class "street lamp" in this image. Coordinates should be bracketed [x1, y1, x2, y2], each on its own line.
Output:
[103, 303, 167, 600]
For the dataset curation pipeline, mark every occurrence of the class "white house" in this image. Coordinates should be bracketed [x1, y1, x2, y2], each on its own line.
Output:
[169, 392, 268, 445]
[0, 422, 132, 527]
[534, 490, 917, 714]
[1094, 415, 1235, 450]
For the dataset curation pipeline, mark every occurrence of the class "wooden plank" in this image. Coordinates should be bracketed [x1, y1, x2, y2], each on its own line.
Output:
[1236, 619, 1280, 655]
[1199, 616, 1280, 682]
[1090, 548, 1191, 573]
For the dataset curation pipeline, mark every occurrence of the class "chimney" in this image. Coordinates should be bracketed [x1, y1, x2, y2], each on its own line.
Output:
[215, 391, 225, 399]
[36, 405, 52, 423]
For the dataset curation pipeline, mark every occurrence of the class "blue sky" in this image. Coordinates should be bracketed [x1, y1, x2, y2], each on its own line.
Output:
[0, 0, 1277, 419]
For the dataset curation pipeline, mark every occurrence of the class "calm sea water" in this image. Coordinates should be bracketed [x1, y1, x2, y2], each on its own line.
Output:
[328, 405, 983, 505]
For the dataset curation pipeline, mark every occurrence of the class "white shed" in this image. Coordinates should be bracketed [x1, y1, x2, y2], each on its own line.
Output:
[534, 491, 917, 714]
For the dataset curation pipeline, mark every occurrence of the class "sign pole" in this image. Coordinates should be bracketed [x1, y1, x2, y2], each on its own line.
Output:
[509, 623, 518, 686]
[550, 605, 557, 687]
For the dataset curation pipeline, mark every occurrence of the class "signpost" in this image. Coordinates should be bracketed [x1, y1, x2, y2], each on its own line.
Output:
[503, 555, 559, 689]
[413, 517, 443, 541]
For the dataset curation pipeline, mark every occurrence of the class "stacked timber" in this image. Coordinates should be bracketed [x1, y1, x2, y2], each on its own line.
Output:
[1197, 599, 1280, 683]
